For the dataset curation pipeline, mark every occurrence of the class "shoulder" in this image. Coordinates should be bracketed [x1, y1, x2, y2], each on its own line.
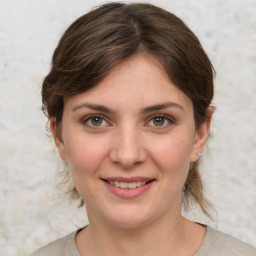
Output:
[30, 230, 80, 256]
[195, 226, 256, 256]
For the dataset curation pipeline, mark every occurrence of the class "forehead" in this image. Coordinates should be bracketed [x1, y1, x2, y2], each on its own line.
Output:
[64, 54, 193, 112]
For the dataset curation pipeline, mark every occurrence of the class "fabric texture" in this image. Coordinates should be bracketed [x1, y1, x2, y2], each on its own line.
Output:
[30, 226, 256, 256]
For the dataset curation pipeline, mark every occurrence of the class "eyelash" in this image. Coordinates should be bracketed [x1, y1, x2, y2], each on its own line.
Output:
[82, 115, 109, 128]
[82, 114, 175, 129]
[146, 114, 175, 128]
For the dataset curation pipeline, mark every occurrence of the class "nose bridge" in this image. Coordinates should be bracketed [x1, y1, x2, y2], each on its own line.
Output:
[110, 122, 146, 168]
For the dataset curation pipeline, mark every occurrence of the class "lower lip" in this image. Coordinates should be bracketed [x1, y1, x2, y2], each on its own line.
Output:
[103, 180, 155, 199]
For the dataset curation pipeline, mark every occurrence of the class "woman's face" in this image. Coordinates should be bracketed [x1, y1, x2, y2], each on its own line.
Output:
[52, 54, 210, 228]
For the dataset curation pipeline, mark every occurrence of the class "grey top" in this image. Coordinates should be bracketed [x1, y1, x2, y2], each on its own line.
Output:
[31, 226, 256, 256]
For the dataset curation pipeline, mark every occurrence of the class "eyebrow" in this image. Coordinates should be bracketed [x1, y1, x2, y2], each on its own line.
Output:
[72, 101, 184, 113]
[73, 103, 114, 113]
[141, 102, 184, 113]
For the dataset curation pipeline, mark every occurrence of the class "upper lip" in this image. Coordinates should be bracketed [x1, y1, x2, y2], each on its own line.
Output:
[101, 176, 155, 182]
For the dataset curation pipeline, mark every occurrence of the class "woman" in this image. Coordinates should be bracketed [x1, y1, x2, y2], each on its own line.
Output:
[31, 2, 256, 256]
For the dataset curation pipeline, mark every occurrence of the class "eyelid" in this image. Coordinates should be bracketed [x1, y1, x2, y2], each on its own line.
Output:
[145, 114, 175, 127]
[82, 114, 111, 127]
[81, 113, 175, 129]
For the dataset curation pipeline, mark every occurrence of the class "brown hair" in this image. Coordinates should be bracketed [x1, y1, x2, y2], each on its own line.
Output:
[42, 2, 215, 216]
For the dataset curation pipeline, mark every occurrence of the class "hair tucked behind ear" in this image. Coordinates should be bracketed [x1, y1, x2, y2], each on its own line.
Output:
[42, 2, 215, 217]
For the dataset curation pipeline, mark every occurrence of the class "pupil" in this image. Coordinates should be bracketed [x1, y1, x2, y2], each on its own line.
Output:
[92, 117, 102, 126]
[153, 117, 164, 126]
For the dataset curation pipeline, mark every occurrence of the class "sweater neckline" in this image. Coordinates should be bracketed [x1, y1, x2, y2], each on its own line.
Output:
[68, 225, 212, 256]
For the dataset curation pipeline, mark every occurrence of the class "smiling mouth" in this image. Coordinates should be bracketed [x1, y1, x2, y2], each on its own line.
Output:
[102, 179, 154, 189]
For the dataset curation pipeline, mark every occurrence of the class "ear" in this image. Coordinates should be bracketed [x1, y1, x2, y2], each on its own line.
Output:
[190, 108, 213, 162]
[49, 118, 68, 162]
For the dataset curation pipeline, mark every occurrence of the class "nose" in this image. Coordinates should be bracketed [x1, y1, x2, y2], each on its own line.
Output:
[109, 125, 147, 169]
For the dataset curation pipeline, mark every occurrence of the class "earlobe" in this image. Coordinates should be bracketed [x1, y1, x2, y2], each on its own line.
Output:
[190, 108, 213, 162]
[49, 118, 68, 162]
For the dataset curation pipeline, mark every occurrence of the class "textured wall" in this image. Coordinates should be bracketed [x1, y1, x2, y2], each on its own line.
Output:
[1, 0, 256, 255]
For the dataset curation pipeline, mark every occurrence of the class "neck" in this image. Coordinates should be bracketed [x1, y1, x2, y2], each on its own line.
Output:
[76, 209, 205, 256]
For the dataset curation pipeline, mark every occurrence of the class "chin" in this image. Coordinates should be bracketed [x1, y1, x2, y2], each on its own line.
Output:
[103, 207, 157, 229]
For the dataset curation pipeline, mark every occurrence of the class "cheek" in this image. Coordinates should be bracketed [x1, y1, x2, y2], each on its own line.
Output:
[64, 135, 109, 177]
[148, 133, 193, 179]
[151, 132, 193, 161]
[64, 136, 111, 202]
[151, 137, 192, 201]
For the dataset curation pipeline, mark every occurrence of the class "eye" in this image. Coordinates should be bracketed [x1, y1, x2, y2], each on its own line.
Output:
[82, 115, 109, 128]
[147, 114, 174, 127]
[152, 116, 165, 126]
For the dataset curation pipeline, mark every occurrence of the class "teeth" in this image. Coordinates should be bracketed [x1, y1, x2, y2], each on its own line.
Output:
[128, 182, 136, 189]
[120, 182, 128, 188]
[107, 180, 148, 188]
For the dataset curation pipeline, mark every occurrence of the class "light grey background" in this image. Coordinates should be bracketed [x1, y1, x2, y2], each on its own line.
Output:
[1, 0, 256, 255]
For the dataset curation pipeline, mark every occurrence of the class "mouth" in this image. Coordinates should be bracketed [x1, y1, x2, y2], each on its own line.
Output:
[104, 180, 153, 189]
[101, 177, 155, 199]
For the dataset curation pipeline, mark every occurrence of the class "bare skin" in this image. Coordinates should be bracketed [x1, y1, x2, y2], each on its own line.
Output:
[51, 53, 212, 256]
[76, 214, 206, 256]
